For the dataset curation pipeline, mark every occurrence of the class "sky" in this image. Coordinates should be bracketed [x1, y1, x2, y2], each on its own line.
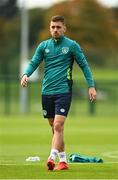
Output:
[17, 0, 66, 8]
[98, 0, 118, 7]
[17, 0, 118, 9]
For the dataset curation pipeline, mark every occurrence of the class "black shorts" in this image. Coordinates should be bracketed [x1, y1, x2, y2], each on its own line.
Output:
[42, 93, 72, 118]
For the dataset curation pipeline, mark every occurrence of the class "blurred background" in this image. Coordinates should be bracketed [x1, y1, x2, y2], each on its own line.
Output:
[0, 0, 118, 117]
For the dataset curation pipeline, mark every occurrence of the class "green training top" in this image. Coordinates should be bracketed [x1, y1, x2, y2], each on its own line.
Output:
[24, 35, 95, 95]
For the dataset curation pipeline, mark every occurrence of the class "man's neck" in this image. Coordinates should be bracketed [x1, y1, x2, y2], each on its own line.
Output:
[53, 35, 64, 43]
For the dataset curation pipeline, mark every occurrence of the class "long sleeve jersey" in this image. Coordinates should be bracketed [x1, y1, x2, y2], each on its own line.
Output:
[24, 35, 95, 95]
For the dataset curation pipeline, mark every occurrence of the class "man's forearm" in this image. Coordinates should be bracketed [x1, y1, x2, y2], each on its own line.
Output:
[81, 64, 95, 87]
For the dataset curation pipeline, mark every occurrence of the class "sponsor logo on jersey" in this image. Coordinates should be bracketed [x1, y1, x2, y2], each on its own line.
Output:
[62, 47, 69, 54]
[45, 48, 50, 53]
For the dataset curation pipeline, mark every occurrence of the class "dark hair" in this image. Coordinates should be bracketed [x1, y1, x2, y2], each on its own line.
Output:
[51, 15, 65, 24]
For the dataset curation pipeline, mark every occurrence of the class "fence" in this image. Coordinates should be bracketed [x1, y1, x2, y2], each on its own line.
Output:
[0, 75, 118, 117]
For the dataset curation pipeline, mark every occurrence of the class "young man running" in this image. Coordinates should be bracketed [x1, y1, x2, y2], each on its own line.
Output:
[21, 15, 96, 170]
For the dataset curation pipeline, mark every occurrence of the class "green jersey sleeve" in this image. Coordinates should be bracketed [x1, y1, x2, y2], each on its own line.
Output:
[71, 41, 95, 87]
[24, 42, 44, 77]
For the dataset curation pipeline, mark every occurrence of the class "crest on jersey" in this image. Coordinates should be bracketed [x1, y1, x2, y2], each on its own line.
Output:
[62, 47, 69, 54]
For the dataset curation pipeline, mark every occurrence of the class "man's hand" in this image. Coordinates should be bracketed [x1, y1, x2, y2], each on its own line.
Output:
[88, 87, 97, 102]
[20, 75, 29, 87]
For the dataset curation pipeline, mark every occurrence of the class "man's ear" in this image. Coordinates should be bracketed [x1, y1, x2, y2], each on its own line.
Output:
[64, 25, 66, 33]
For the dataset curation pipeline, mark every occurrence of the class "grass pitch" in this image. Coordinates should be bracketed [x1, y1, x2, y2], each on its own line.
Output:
[0, 114, 118, 179]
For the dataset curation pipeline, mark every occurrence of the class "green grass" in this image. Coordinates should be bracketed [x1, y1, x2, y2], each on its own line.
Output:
[73, 66, 118, 80]
[0, 114, 118, 179]
[0, 68, 118, 116]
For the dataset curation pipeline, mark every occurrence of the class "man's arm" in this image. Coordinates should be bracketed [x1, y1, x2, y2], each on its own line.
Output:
[71, 41, 97, 101]
[20, 42, 44, 87]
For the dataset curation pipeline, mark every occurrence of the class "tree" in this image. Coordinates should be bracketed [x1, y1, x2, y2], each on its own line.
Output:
[29, 8, 45, 48]
[0, 0, 18, 18]
[39, 0, 118, 67]
[0, 0, 20, 75]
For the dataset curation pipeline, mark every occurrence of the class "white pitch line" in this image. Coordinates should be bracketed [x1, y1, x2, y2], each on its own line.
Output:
[0, 162, 118, 166]
[103, 151, 118, 159]
[0, 179, 118, 180]
[69, 162, 118, 164]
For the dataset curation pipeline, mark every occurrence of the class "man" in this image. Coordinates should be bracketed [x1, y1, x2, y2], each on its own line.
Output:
[21, 15, 96, 171]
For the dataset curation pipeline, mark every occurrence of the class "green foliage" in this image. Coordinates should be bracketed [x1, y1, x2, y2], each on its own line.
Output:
[0, 0, 18, 18]
[39, 0, 118, 67]
[0, 8, 45, 76]
[0, 0, 118, 77]
[0, 16, 21, 75]
[29, 9, 45, 48]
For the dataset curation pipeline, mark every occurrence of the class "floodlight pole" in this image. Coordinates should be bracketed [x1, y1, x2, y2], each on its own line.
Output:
[20, 0, 29, 113]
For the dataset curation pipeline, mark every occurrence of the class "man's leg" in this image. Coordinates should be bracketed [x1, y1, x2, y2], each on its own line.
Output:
[48, 118, 59, 160]
[53, 115, 68, 170]
[53, 115, 65, 151]
[47, 118, 57, 170]
[48, 118, 54, 134]
[48, 116, 65, 153]
[45, 93, 72, 170]
[47, 116, 68, 170]
[42, 95, 58, 170]
[48, 118, 59, 162]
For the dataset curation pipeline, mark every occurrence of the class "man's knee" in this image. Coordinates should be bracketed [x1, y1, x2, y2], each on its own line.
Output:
[54, 121, 64, 132]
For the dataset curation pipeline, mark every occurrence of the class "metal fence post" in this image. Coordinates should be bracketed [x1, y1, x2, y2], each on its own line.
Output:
[4, 76, 10, 115]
